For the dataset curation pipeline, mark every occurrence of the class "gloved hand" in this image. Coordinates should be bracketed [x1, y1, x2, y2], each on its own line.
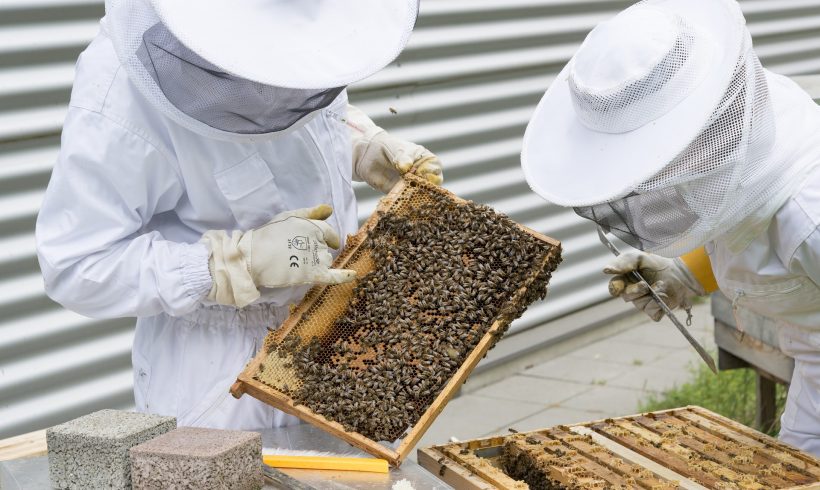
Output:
[346, 104, 443, 193]
[201, 204, 356, 308]
[603, 252, 705, 321]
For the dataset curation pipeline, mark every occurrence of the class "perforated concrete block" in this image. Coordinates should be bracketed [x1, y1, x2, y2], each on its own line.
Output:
[130, 427, 262, 490]
[47, 409, 176, 490]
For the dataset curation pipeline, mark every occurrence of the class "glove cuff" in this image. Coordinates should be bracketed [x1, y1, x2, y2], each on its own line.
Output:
[200, 230, 260, 308]
[673, 257, 707, 297]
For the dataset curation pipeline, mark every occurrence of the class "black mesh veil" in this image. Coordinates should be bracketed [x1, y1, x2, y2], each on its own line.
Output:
[574, 189, 698, 251]
[137, 23, 345, 135]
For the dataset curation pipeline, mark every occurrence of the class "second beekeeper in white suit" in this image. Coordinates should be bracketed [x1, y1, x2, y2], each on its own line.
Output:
[35, 0, 442, 429]
[521, 0, 820, 454]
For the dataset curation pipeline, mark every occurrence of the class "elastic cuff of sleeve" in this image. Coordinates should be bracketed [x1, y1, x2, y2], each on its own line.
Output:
[678, 247, 718, 294]
[180, 242, 213, 301]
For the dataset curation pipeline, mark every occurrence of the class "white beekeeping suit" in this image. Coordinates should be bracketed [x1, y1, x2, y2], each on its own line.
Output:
[35, 0, 442, 430]
[520, 0, 820, 454]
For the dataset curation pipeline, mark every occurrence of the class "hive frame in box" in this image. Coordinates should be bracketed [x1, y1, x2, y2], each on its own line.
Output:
[418, 406, 820, 489]
[230, 174, 561, 466]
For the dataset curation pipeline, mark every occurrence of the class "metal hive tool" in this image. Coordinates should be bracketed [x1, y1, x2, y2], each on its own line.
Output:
[231, 174, 562, 466]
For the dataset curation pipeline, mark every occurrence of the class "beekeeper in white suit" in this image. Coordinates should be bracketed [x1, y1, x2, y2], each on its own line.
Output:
[35, 0, 442, 430]
[521, 0, 820, 454]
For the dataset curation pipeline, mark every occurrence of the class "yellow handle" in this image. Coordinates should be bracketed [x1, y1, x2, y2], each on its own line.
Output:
[262, 455, 389, 474]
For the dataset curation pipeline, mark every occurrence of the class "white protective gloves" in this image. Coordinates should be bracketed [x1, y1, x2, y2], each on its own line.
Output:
[347, 104, 443, 193]
[604, 252, 705, 322]
[201, 205, 356, 308]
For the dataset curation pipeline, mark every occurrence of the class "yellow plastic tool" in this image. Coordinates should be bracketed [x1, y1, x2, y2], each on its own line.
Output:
[262, 454, 389, 473]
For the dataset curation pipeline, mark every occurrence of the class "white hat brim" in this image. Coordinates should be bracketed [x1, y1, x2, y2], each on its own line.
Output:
[149, 0, 418, 89]
[521, 0, 745, 207]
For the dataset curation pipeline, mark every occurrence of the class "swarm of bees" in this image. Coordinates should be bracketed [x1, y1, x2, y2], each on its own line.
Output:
[261, 184, 561, 442]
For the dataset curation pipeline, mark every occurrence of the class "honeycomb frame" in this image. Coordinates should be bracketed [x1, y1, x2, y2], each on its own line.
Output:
[419, 406, 820, 489]
[230, 174, 562, 466]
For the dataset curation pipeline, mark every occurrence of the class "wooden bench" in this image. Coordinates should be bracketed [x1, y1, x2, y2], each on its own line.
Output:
[712, 293, 793, 431]
[0, 430, 47, 462]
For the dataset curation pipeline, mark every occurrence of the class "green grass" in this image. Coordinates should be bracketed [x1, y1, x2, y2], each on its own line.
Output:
[639, 362, 788, 436]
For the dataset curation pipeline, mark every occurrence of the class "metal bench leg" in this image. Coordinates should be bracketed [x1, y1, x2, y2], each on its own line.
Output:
[756, 373, 777, 432]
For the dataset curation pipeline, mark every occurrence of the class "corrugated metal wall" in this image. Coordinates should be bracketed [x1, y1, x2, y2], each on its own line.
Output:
[2, 0, 820, 438]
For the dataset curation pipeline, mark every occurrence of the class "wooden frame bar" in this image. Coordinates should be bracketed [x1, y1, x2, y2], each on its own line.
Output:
[231, 174, 561, 466]
[419, 406, 820, 489]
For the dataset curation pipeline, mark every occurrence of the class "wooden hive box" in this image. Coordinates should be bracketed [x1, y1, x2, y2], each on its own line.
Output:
[418, 406, 820, 489]
[230, 174, 562, 466]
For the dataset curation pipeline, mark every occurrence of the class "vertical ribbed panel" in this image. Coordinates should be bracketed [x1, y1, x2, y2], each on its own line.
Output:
[1, 0, 819, 437]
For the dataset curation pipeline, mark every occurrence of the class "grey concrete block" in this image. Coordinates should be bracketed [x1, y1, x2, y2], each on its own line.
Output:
[47, 409, 176, 490]
[130, 427, 262, 490]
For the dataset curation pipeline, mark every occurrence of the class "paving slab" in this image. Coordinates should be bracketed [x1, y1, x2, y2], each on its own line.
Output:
[565, 339, 673, 366]
[522, 356, 631, 385]
[499, 407, 606, 435]
[605, 360, 697, 393]
[648, 346, 703, 371]
[560, 385, 652, 418]
[611, 323, 699, 350]
[411, 394, 546, 459]
[474, 375, 592, 405]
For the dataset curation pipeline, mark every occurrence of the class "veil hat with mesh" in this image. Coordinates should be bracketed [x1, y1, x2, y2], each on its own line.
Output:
[521, 0, 745, 208]
[105, 0, 418, 141]
[148, 0, 418, 90]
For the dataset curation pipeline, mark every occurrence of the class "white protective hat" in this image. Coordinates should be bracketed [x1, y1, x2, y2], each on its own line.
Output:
[146, 0, 418, 90]
[105, 0, 418, 141]
[520, 0, 809, 257]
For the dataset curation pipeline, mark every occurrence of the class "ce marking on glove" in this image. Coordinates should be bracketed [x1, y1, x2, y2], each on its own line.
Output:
[288, 236, 310, 268]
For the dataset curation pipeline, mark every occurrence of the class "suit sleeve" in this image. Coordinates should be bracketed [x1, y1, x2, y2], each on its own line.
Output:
[35, 108, 212, 319]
